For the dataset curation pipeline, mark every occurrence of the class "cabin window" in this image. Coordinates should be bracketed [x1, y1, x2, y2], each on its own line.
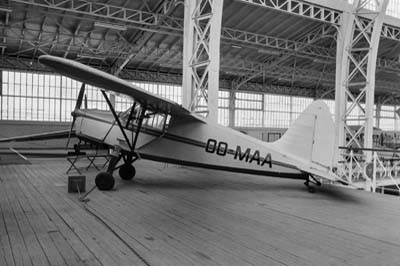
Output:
[120, 106, 170, 131]
[143, 112, 170, 131]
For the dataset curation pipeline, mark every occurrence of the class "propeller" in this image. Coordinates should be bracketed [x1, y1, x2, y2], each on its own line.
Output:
[66, 83, 86, 148]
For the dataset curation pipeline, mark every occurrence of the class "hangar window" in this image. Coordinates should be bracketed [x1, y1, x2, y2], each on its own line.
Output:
[1, 71, 61, 121]
[2, 69, 399, 131]
[380, 105, 397, 130]
[218, 91, 230, 126]
[264, 94, 291, 128]
[290, 97, 314, 123]
[235, 92, 263, 127]
[0, 70, 229, 126]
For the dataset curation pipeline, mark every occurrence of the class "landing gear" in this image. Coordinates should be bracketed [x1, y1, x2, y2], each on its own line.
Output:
[92, 93, 147, 191]
[119, 164, 136, 180]
[304, 175, 321, 193]
[95, 172, 115, 191]
[94, 151, 120, 191]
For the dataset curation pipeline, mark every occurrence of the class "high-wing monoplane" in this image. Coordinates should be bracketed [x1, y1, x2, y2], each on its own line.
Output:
[1, 55, 348, 191]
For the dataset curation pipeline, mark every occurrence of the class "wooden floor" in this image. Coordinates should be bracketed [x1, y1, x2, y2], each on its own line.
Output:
[1, 158, 400, 266]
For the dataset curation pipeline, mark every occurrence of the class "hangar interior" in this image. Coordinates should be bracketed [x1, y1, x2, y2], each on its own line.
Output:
[1, 1, 400, 266]
[1, 0, 400, 191]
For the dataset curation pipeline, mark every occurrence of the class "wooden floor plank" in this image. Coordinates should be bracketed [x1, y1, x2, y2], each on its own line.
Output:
[18, 165, 107, 266]
[14, 167, 72, 266]
[2, 159, 400, 266]
[21, 161, 147, 266]
[0, 167, 33, 266]
[5, 166, 53, 266]
[0, 199, 15, 266]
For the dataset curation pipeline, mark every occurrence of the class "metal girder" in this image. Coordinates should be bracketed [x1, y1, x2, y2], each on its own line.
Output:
[225, 60, 334, 82]
[11, 0, 184, 32]
[1, 7, 9, 56]
[0, 53, 183, 83]
[9, 0, 340, 59]
[221, 26, 336, 59]
[11, 0, 399, 71]
[235, 0, 341, 24]
[182, 0, 223, 122]
[236, 0, 400, 43]
[8, 0, 400, 55]
[4, 34, 127, 59]
[233, 24, 337, 89]
[335, 0, 388, 165]
[111, 0, 182, 76]
[4, 26, 400, 94]
[7, 22, 400, 74]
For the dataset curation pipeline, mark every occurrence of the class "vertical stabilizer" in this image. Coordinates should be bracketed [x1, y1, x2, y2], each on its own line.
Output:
[274, 100, 335, 169]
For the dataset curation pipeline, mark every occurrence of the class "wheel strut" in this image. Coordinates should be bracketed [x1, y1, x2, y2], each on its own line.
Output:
[304, 175, 321, 193]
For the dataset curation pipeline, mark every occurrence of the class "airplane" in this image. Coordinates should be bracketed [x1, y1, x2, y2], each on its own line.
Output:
[0, 55, 348, 192]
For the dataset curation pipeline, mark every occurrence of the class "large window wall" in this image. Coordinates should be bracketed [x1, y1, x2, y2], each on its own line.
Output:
[379, 105, 398, 130]
[1, 69, 399, 130]
[218, 91, 230, 126]
[0, 70, 185, 122]
[235, 92, 263, 127]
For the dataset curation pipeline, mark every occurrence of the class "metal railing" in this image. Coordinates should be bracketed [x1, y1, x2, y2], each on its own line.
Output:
[337, 147, 400, 195]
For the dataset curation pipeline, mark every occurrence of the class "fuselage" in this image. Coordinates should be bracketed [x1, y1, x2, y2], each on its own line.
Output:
[73, 109, 308, 180]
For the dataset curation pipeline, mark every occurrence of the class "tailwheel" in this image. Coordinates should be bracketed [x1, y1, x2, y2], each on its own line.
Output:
[119, 164, 136, 180]
[304, 174, 321, 193]
[95, 172, 115, 191]
[304, 181, 316, 193]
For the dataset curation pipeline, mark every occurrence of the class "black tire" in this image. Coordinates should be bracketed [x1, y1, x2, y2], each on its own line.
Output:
[119, 164, 136, 180]
[95, 172, 115, 190]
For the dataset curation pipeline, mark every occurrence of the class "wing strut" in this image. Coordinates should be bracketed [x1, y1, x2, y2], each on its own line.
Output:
[101, 90, 133, 151]
[132, 107, 146, 151]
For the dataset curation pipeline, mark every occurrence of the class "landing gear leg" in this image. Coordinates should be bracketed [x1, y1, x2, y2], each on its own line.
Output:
[95, 151, 120, 191]
[304, 175, 321, 193]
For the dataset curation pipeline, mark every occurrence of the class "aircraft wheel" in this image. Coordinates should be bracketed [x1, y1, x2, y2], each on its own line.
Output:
[95, 172, 115, 191]
[119, 164, 136, 180]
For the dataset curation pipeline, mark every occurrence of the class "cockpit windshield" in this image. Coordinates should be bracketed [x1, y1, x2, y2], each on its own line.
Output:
[120, 105, 170, 132]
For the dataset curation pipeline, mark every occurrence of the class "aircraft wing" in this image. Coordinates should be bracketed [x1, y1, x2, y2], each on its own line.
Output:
[39, 55, 204, 123]
[0, 130, 74, 142]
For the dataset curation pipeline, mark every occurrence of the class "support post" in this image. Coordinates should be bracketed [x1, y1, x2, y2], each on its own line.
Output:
[372, 152, 377, 192]
[182, 0, 223, 123]
[335, 0, 388, 166]
[228, 89, 235, 128]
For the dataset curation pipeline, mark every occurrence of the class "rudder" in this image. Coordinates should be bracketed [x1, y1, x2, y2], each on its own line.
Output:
[274, 100, 335, 169]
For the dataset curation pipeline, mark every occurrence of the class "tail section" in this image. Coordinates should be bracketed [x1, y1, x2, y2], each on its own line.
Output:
[274, 100, 335, 169]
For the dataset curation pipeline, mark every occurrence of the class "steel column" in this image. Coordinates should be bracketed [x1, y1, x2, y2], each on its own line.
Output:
[336, 0, 388, 163]
[182, 0, 223, 122]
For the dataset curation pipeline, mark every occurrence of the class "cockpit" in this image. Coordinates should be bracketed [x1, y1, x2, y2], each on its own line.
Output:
[120, 104, 170, 132]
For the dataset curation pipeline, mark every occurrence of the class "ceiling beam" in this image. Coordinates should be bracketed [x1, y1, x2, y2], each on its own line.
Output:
[236, 0, 400, 42]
